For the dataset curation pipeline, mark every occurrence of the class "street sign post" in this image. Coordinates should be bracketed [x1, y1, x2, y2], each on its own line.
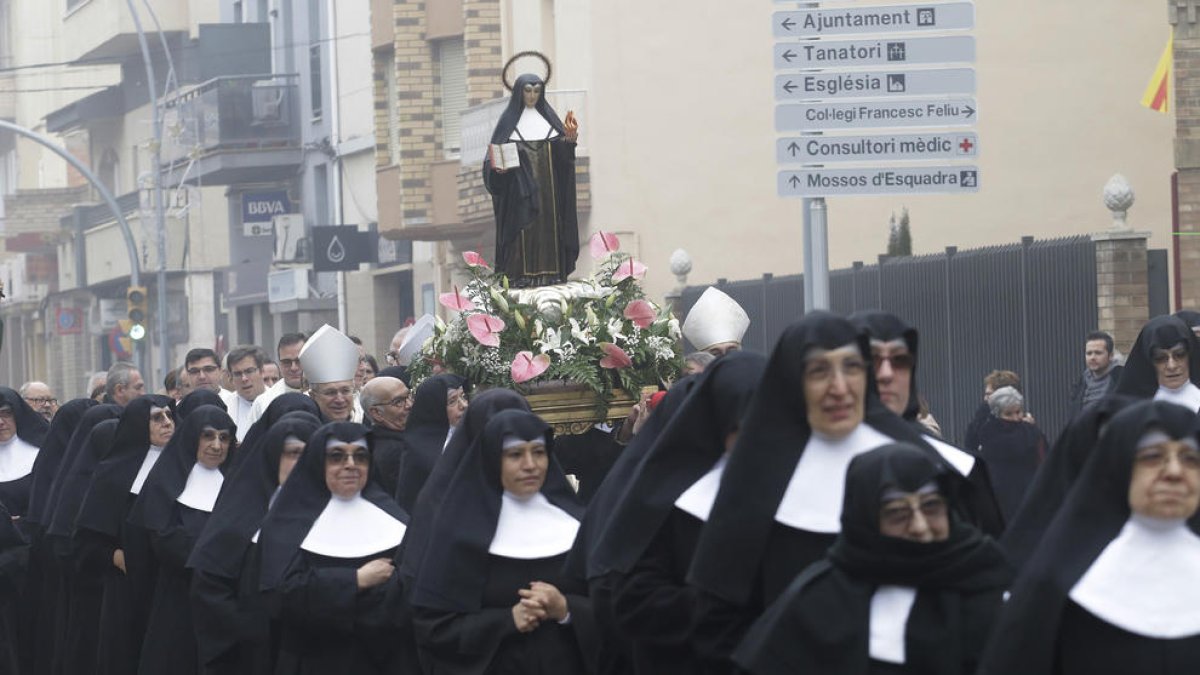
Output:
[775, 3, 975, 38]
[776, 97, 977, 131]
[779, 166, 981, 197]
[778, 132, 978, 164]
[773, 35, 975, 69]
[776, 67, 975, 100]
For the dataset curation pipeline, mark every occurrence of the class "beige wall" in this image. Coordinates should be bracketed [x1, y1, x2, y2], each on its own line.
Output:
[587, 0, 1175, 303]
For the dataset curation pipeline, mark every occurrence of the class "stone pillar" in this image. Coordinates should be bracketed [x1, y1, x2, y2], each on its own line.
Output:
[1093, 230, 1152, 353]
[1171, 1, 1200, 309]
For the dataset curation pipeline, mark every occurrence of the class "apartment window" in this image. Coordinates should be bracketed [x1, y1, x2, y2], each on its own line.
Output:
[383, 51, 401, 165]
[308, 0, 323, 120]
[435, 38, 466, 158]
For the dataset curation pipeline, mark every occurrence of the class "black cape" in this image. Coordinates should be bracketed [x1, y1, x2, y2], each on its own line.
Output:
[735, 443, 1012, 675]
[395, 374, 465, 514]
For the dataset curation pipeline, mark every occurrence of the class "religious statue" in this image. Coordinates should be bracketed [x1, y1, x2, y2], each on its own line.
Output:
[484, 52, 580, 288]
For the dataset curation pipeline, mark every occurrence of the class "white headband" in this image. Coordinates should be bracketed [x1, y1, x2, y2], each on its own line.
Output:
[1137, 430, 1199, 451]
[502, 434, 546, 450]
[325, 437, 368, 450]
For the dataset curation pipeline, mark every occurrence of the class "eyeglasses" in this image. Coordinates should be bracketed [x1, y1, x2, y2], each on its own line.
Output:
[873, 353, 915, 372]
[880, 495, 948, 529]
[373, 395, 410, 409]
[187, 365, 220, 376]
[316, 387, 354, 399]
[0, 409, 13, 421]
[1135, 445, 1200, 470]
[803, 357, 867, 382]
[23, 397, 57, 406]
[279, 358, 302, 369]
[231, 366, 260, 379]
[325, 449, 370, 466]
[150, 410, 174, 425]
[1153, 347, 1189, 366]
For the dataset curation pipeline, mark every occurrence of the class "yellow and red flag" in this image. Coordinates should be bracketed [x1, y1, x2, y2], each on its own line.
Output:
[1142, 30, 1173, 114]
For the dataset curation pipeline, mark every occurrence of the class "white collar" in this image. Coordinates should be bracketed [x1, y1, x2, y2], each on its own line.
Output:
[922, 434, 976, 476]
[674, 454, 729, 522]
[443, 428, 455, 452]
[176, 463, 225, 513]
[250, 486, 284, 544]
[1154, 381, 1200, 412]
[869, 585, 917, 664]
[300, 493, 406, 558]
[489, 491, 579, 559]
[130, 446, 164, 494]
[0, 435, 38, 482]
[1069, 515, 1200, 638]
[511, 108, 557, 141]
[774, 424, 894, 533]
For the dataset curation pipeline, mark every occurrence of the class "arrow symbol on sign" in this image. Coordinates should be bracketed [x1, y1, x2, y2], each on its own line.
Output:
[781, 49, 797, 63]
[788, 174, 802, 188]
[964, 105, 976, 119]
[781, 17, 796, 31]
[782, 80, 798, 94]
[787, 142, 801, 156]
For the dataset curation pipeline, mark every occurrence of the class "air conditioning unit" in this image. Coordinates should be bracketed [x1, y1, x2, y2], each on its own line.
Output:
[268, 268, 309, 304]
[251, 83, 287, 126]
[273, 214, 308, 263]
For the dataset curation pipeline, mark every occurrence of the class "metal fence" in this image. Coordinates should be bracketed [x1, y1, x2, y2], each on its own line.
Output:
[680, 235, 1108, 445]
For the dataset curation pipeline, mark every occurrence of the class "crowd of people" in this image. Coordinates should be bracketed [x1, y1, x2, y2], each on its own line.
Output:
[0, 288, 1199, 674]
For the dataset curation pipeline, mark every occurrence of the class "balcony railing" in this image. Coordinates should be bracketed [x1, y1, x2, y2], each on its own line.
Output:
[459, 89, 588, 167]
[161, 74, 300, 165]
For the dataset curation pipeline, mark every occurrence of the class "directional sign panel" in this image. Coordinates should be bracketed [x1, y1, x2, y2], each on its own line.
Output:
[773, 36, 975, 70]
[778, 132, 978, 164]
[775, 3, 975, 38]
[779, 166, 980, 197]
[777, 68, 974, 100]
[776, 97, 977, 131]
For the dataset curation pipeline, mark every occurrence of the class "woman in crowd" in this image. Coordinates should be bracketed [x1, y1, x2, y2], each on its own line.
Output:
[974, 386, 1047, 522]
[73, 394, 175, 674]
[132, 405, 236, 674]
[395, 374, 467, 514]
[599, 353, 765, 674]
[979, 400, 1200, 674]
[188, 412, 320, 675]
[411, 410, 589, 674]
[1117, 314, 1200, 411]
[0, 387, 49, 520]
[256, 422, 411, 673]
[734, 443, 1012, 674]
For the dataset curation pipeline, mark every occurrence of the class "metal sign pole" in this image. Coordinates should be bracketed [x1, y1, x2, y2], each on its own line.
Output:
[810, 197, 830, 309]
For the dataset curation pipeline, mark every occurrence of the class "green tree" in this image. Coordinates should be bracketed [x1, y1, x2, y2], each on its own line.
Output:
[887, 207, 912, 256]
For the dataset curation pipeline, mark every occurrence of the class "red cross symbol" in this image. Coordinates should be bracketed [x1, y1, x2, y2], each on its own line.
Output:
[958, 137, 975, 154]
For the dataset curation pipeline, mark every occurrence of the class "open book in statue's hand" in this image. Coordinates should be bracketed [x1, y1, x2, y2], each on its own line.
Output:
[490, 143, 521, 171]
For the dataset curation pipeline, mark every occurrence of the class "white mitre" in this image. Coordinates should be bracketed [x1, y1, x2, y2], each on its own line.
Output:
[682, 287, 750, 351]
[299, 324, 359, 385]
[396, 314, 436, 367]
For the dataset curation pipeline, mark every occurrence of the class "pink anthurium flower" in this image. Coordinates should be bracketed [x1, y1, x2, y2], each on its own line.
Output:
[589, 231, 621, 259]
[511, 351, 550, 383]
[599, 342, 633, 369]
[611, 258, 648, 283]
[463, 251, 490, 268]
[466, 313, 506, 347]
[623, 299, 656, 329]
[438, 286, 476, 312]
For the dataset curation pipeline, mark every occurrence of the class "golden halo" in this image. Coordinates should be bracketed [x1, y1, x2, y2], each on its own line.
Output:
[503, 51, 552, 92]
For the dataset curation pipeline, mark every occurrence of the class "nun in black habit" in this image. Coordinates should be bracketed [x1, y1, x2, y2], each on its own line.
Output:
[188, 412, 321, 675]
[129, 406, 236, 675]
[1116, 314, 1200, 410]
[257, 422, 412, 674]
[598, 353, 765, 675]
[979, 400, 1200, 675]
[1000, 394, 1134, 571]
[43, 405, 120, 675]
[398, 388, 530, 589]
[684, 312, 997, 671]
[226, 393, 320, 475]
[0, 498, 29, 675]
[24, 397, 94, 675]
[395, 374, 466, 514]
[410, 410, 590, 675]
[483, 72, 580, 286]
[73, 394, 175, 675]
[734, 443, 1012, 675]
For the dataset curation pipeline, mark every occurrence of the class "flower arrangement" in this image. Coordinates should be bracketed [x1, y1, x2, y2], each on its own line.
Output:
[408, 232, 683, 400]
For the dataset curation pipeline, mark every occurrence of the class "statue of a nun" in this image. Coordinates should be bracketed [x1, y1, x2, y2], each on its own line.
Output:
[484, 52, 580, 288]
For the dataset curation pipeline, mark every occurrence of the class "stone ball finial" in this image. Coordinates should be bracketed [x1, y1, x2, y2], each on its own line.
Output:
[1103, 174, 1135, 230]
[669, 249, 692, 278]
